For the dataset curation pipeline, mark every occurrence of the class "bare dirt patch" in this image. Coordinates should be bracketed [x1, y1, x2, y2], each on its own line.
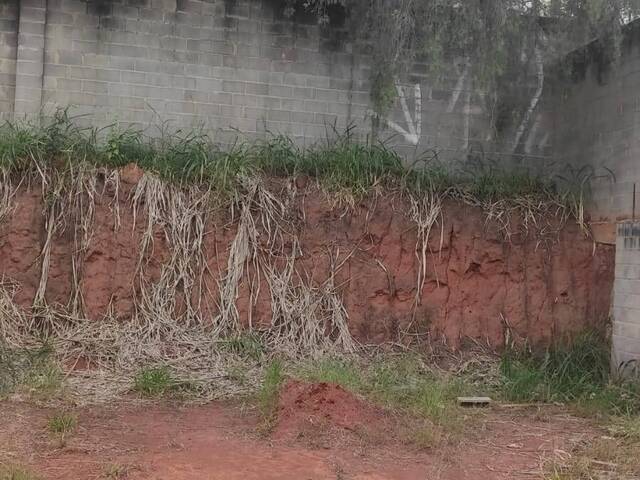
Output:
[0, 394, 598, 480]
[272, 380, 393, 446]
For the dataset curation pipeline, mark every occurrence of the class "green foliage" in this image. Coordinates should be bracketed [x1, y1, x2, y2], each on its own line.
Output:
[133, 366, 174, 397]
[500, 332, 640, 416]
[221, 333, 265, 361]
[47, 412, 77, 435]
[299, 355, 467, 429]
[0, 114, 567, 205]
[258, 359, 284, 420]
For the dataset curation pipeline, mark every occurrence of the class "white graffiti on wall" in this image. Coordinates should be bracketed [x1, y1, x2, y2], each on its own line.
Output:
[382, 83, 422, 145]
[372, 60, 546, 154]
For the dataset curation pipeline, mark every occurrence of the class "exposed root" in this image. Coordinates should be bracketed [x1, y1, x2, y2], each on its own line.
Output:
[409, 191, 443, 306]
[264, 242, 358, 357]
[33, 169, 66, 310]
[102, 168, 121, 232]
[0, 169, 18, 226]
[215, 176, 290, 334]
[68, 164, 97, 317]
[132, 173, 212, 326]
[0, 279, 32, 349]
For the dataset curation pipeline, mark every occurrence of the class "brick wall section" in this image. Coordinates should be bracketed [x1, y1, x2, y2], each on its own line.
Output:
[613, 222, 640, 375]
[15, 0, 48, 116]
[0, 1, 18, 119]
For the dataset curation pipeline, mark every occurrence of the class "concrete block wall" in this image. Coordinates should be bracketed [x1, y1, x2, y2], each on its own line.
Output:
[546, 21, 640, 373]
[15, 0, 48, 116]
[546, 25, 640, 222]
[0, 1, 18, 119]
[0, 0, 546, 163]
[41, 0, 375, 145]
[613, 222, 640, 376]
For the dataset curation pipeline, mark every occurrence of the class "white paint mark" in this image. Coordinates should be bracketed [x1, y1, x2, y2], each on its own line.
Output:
[513, 46, 544, 152]
[447, 62, 470, 113]
[462, 89, 471, 150]
[524, 113, 542, 154]
[383, 82, 422, 145]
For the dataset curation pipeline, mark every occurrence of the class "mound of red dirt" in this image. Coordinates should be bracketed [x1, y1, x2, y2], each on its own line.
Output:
[273, 380, 390, 443]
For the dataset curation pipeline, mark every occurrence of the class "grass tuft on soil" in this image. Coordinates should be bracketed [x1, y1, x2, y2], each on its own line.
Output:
[297, 355, 469, 445]
[47, 412, 77, 435]
[257, 359, 285, 432]
[133, 366, 175, 397]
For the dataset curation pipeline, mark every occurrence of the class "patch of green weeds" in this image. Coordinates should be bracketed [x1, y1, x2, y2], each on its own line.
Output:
[47, 412, 77, 435]
[133, 366, 174, 397]
[499, 332, 640, 416]
[257, 359, 284, 433]
[221, 333, 265, 361]
[298, 355, 469, 445]
[0, 109, 575, 208]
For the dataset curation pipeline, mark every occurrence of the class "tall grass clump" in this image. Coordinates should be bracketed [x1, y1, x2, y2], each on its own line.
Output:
[256, 359, 285, 434]
[500, 332, 640, 415]
[0, 110, 573, 208]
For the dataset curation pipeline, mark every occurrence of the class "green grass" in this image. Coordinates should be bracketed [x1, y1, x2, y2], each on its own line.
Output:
[499, 332, 640, 416]
[0, 465, 40, 480]
[257, 359, 284, 429]
[47, 412, 77, 435]
[133, 366, 174, 397]
[221, 333, 265, 361]
[298, 355, 468, 438]
[0, 110, 565, 206]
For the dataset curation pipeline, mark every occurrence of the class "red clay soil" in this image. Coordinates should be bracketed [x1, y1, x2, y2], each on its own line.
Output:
[0, 397, 597, 480]
[0, 165, 614, 348]
[273, 380, 390, 442]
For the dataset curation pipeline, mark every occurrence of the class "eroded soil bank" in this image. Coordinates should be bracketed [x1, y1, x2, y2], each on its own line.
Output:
[0, 165, 613, 348]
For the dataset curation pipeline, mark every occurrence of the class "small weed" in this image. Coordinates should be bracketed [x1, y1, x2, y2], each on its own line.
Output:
[103, 463, 130, 479]
[299, 357, 363, 391]
[133, 366, 174, 397]
[47, 412, 77, 435]
[24, 361, 62, 398]
[257, 359, 284, 432]
[410, 423, 446, 449]
[221, 333, 265, 361]
[0, 465, 40, 480]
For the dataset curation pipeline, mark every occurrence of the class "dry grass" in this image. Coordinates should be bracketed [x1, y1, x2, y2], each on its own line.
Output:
[545, 430, 640, 479]
[0, 464, 40, 480]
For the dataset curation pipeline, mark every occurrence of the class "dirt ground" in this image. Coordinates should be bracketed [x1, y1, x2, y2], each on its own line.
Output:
[0, 391, 598, 480]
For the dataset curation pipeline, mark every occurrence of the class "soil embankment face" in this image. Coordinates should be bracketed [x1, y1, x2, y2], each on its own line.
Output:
[0, 165, 613, 348]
